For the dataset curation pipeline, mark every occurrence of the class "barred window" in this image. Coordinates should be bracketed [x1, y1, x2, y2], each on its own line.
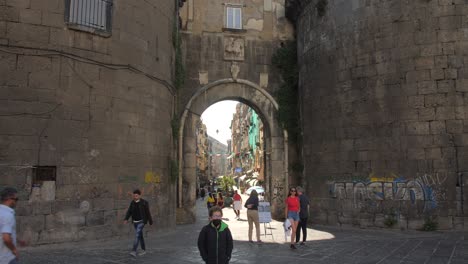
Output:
[32, 166, 56, 185]
[65, 0, 113, 35]
[226, 6, 242, 30]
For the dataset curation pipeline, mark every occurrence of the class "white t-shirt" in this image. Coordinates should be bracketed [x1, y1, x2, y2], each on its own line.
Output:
[0, 204, 16, 264]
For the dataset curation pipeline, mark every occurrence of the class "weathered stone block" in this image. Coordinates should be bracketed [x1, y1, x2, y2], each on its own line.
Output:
[0, 7, 19, 22]
[86, 211, 105, 226]
[430, 69, 445, 80]
[445, 68, 458, 79]
[15, 201, 33, 216]
[40, 181, 55, 201]
[38, 228, 79, 244]
[45, 211, 85, 230]
[415, 56, 435, 70]
[52, 200, 80, 213]
[17, 215, 44, 232]
[437, 80, 455, 92]
[407, 121, 430, 135]
[41, 11, 63, 28]
[429, 121, 446, 134]
[7, 22, 49, 43]
[456, 79, 468, 92]
[32, 201, 52, 215]
[436, 106, 456, 120]
[446, 120, 463, 133]
[30, 0, 62, 13]
[19, 8, 41, 25]
[437, 216, 453, 230]
[80, 225, 114, 241]
[406, 70, 431, 83]
[92, 198, 114, 211]
[407, 148, 425, 159]
[418, 81, 437, 94]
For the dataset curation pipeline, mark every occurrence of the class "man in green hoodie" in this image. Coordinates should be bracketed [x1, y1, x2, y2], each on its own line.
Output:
[197, 206, 233, 264]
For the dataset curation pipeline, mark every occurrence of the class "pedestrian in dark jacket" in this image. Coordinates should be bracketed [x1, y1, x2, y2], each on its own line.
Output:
[124, 189, 153, 257]
[198, 206, 233, 264]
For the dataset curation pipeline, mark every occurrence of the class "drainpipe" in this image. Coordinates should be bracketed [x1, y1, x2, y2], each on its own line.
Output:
[175, 0, 182, 209]
[284, 130, 289, 196]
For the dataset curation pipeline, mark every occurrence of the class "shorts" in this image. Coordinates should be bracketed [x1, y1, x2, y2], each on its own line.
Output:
[287, 211, 300, 221]
[233, 201, 242, 210]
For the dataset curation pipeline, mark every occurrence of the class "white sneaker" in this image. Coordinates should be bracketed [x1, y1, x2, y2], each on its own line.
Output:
[130, 251, 137, 257]
[138, 250, 146, 256]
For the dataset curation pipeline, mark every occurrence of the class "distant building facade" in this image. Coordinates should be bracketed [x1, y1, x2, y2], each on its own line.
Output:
[208, 136, 229, 180]
[230, 103, 264, 190]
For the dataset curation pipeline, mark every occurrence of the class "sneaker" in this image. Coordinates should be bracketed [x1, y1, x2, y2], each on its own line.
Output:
[130, 251, 137, 257]
[290, 244, 297, 249]
[138, 250, 146, 256]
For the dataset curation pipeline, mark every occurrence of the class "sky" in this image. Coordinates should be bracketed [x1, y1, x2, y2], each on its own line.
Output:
[201, 100, 239, 145]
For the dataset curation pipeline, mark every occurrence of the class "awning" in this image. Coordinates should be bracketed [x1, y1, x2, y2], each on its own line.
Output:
[252, 172, 259, 178]
[246, 179, 258, 186]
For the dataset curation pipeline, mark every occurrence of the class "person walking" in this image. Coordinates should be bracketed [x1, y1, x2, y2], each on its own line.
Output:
[200, 188, 206, 201]
[295, 186, 310, 245]
[197, 206, 233, 264]
[285, 187, 300, 249]
[244, 190, 261, 243]
[0, 187, 19, 264]
[124, 189, 153, 257]
[217, 192, 224, 208]
[232, 190, 242, 220]
[206, 192, 215, 212]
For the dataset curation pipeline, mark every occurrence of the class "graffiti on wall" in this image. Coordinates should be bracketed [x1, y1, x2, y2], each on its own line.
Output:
[272, 179, 285, 203]
[330, 172, 447, 212]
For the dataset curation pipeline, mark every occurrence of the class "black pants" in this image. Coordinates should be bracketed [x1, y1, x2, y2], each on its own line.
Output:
[296, 217, 308, 243]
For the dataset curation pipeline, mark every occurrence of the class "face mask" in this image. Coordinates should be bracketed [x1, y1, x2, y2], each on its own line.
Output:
[212, 219, 221, 226]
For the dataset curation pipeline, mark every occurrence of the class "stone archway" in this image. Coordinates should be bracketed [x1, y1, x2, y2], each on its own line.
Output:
[177, 79, 288, 223]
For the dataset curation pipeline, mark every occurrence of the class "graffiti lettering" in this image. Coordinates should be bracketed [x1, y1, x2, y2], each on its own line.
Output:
[331, 179, 437, 211]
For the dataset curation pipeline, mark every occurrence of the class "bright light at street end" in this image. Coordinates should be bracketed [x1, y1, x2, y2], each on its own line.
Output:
[201, 100, 239, 145]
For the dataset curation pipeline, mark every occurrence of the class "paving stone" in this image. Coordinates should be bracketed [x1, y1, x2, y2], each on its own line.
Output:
[21, 198, 468, 264]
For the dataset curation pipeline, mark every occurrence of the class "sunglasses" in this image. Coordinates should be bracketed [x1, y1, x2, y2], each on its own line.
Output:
[9, 197, 19, 201]
[291, 190, 296, 192]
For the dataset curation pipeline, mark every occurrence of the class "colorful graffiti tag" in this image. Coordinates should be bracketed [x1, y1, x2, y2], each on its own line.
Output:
[330, 173, 445, 212]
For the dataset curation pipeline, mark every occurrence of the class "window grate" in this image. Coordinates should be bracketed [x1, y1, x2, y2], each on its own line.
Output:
[33, 166, 56, 185]
[65, 0, 113, 34]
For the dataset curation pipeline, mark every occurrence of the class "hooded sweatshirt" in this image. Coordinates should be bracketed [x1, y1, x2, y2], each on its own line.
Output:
[197, 221, 233, 264]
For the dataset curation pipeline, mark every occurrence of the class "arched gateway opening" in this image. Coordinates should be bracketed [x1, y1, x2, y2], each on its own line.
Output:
[177, 79, 288, 223]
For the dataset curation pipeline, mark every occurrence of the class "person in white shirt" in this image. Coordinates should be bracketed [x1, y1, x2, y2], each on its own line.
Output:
[0, 187, 18, 264]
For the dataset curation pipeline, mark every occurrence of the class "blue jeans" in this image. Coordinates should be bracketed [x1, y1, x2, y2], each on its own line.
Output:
[132, 222, 146, 251]
[9, 258, 18, 264]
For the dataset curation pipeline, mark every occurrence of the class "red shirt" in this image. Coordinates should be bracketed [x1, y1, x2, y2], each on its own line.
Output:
[233, 194, 241, 201]
[286, 196, 300, 212]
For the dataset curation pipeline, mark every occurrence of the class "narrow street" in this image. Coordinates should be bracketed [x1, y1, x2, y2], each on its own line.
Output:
[21, 197, 468, 264]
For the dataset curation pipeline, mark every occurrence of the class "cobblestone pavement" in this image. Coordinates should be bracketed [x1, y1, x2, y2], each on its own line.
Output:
[21, 197, 468, 264]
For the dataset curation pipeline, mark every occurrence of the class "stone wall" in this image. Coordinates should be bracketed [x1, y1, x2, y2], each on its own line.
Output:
[179, 0, 294, 104]
[291, 0, 468, 230]
[0, 0, 176, 244]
